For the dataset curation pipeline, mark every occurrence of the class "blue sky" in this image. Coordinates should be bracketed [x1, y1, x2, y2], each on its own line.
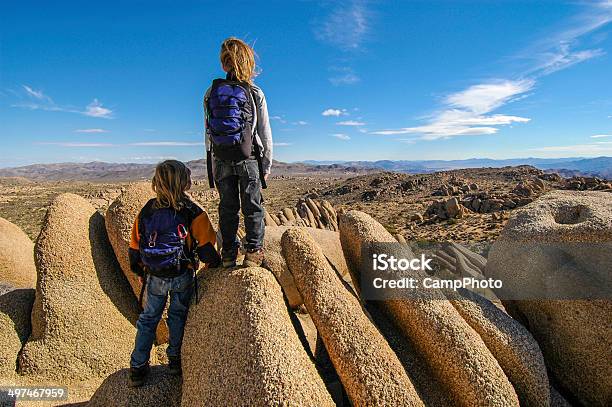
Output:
[1, 0, 611, 167]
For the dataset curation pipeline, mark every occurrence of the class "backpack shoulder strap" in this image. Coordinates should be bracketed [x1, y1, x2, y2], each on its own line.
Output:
[137, 199, 157, 243]
[179, 200, 202, 227]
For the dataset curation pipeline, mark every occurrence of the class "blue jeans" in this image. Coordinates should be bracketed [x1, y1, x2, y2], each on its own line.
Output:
[130, 272, 194, 368]
[214, 158, 265, 251]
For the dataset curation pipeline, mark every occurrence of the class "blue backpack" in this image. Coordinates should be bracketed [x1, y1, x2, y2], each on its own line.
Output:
[205, 78, 268, 189]
[138, 199, 198, 273]
[205, 78, 256, 161]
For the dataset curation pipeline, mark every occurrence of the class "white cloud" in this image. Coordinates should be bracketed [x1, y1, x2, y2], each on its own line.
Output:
[37, 142, 117, 148]
[273, 142, 292, 147]
[129, 141, 202, 146]
[591, 134, 612, 138]
[331, 133, 351, 141]
[371, 80, 533, 140]
[445, 80, 535, 114]
[84, 99, 113, 118]
[521, 1, 612, 77]
[270, 115, 287, 123]
[322, 108, 348, 117]
[315, 1, 369, 50]
[329, 68, 360, 86]
[337, 120, 366, 126]
[23, 85, 49, 101]
[14, 86, 114, 119]
[293, 121, 308, 125]
[75, 128, 108, 133]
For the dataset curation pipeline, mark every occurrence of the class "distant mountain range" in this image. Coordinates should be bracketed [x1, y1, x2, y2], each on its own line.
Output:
[301, 156, 612, 179]
[0, 156, 610, 181]
[0, 159, 374, 181]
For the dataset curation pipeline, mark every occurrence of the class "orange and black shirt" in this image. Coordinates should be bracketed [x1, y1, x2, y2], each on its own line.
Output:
[128, 198, 220, 277]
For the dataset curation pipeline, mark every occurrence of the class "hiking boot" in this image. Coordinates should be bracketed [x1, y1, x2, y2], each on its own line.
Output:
[243, 249, 265, 267]
[168, 356, 182, 376]
[128, 364, 150, 387]
[222, 247, 238, 268]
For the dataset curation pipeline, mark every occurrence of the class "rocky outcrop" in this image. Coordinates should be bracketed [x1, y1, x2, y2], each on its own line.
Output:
[0, 217, 36, 288]
[264, 198, 340, 231]
[88, 366, 181, 407]
[447, 289, 549, 407]
[486, 190, 611, 406]
[181, 267, 334, 407]
[263, 226, 349, 309]
[282, 228, 423, 407]
[0, 287, 34, 375]
[19, 193, 140, 382]
[339, 210, 519, 406]
[562, 176, 612, 191]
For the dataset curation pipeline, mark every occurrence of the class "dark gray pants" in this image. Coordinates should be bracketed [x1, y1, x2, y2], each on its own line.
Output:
[214, 158, 265, 252]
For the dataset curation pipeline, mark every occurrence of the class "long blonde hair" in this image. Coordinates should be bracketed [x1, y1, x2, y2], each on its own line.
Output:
[151, 160, 191, 211]
[220, 37, 258, 83]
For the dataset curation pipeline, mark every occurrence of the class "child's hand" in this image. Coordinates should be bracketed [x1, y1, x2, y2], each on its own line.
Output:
[138, 276, 145, 286]
[263, 173, 269, 182]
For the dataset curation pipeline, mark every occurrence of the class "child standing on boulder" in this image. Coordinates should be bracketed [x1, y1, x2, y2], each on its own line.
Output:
[204, 37, 273, 267]
[127, 160, 221, 387]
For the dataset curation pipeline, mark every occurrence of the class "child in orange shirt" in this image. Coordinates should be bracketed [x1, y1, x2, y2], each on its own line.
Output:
[127, 160, 220, 386]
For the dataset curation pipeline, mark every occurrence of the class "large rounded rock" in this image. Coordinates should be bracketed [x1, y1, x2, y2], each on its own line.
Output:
[105, 182, 153, 299]
[181, 266, 334, 407]
[486, 191, 612, 406]
[282, 228, 423, 407]
[263, 226, 349, 309]
[105, 183, 170, 343]
[448, 289, 549, 406]
[340, 210, 518, 407]
[18, 193, 140, 382]
[88, 366, 181, 407]
[0, 217, 36, 288]
[0, 287, 34, 375]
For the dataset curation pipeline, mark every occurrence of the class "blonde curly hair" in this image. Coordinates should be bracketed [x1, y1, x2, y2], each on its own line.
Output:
[151, 160, 191, 211]
[220, 37, 259, 83]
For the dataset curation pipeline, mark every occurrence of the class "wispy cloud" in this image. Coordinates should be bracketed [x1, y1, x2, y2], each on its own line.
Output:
[337, 120, 366, 126]
[314, 1, 369, 50]
[84, 99, 113, 118]
[329, 66, 360, 86]
[322, 108, 348, 117]
[293, 120, 308, 126]
[129, 141, 202, 146]
[34, 140, 203, 148]
[331, 133, 351, 141]
[36, 142, 117, 148]
[315, 1, 371, 86]
[371, 80, 533, 140]
[273, 142, 292, 147]
[13, 85, 114, 119]
[523, 1, 612, 77]
[270, 115, 287, 124]
[75, 128, 108, 133]
[591, 134, 612, 138]
[371, 2, 612, 141]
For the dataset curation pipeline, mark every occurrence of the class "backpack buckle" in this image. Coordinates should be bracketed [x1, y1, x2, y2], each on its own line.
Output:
[148, 231, 157, 248]
[177, 224, 189, 240]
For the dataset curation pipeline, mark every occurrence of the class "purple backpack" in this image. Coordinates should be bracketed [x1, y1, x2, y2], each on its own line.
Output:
[205, 79, 256, 161]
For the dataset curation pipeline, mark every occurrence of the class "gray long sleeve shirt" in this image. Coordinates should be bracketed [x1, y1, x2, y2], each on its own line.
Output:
[204, 83, 273, 174]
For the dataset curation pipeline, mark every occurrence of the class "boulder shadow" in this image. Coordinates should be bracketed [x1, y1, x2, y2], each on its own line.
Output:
[89, 212, 140, 327]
